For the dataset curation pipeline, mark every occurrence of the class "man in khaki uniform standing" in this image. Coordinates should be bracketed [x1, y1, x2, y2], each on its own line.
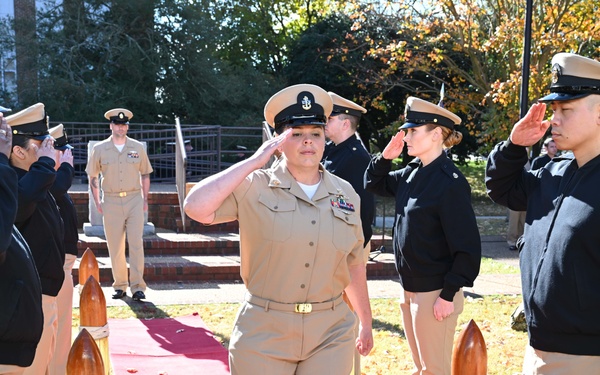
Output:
[86, 108, 153, 301]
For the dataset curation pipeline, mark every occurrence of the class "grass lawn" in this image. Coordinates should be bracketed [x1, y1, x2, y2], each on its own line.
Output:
[78, 292, 526, 375]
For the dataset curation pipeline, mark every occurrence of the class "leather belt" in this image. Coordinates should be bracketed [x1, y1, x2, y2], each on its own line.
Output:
[245, 293, 344, 313]
[103, 190, 140, 198]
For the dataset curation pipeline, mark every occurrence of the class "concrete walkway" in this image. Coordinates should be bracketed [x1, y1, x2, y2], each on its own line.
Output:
[72, 235, 521, 307]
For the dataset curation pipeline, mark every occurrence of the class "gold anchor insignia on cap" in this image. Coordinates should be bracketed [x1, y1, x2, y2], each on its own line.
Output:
[118, 112, 125, 120]
[301, 96, 312, 110]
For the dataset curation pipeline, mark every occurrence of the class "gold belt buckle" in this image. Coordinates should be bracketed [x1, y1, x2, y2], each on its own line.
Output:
[119, 192, 127, 197]
[294, 303, 312, 314]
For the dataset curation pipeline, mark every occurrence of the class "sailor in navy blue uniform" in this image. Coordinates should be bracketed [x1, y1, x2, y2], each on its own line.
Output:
[6, 103, 64, 375]
[0, 109, 43, 374]
[366, 97, 481, 374]
[322, 92, 375, 261]
[486, 53, 600, 374]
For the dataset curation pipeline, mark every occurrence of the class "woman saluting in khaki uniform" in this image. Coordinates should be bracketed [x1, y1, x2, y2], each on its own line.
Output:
[184, 84, 373, 375]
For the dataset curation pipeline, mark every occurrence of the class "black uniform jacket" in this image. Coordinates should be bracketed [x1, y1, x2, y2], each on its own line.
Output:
[13, 156, 65, 296]
[530, 154, 551, 171]
[323, 135, 375, 245]
[50, 162, 79, 256]
[0, 154, 43, 367]
[486, 140, 600, 355]
[366, 153, 481, 301]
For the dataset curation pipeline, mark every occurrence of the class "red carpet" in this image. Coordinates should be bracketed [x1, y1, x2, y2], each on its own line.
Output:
[109, 315, 230, 374]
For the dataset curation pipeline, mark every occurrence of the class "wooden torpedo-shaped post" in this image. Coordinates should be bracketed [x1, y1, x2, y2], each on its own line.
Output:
[66, 328, 105, 375]
[451, 319, 487, 375]
[80, 275, 111, 375]
[78, 248, 100, 292]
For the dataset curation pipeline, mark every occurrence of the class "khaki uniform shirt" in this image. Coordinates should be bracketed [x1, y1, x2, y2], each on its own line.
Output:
[86, 136, 153, 193]
[212, 159, 364, 304]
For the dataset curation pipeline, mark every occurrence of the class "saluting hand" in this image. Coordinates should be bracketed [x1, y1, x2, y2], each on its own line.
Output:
[59, 148, 74, 167]
[248, 129, 292, 167]
[0, 115, 12, 159]
[34, 137, 57, 160]
[509, 102, 551, 146]
[382, 130, 405, 160]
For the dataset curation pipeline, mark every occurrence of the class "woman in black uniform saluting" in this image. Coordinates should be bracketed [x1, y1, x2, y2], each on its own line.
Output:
[366, 97, 481, 375]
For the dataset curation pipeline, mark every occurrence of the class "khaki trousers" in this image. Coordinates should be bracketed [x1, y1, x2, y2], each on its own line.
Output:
[48, 254, 76, 375]
[400, 288, 464, 375]
[229, 299, 356, 375]
[102, 193, 146, 293]
[23, 295, 57, 375]
[507, 209, 526, 246]
[363, 240, 372, 264]
[522, 345, 600, 374]
[0, 365, 26, 375]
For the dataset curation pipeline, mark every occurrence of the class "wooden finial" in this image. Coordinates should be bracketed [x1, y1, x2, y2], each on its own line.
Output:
[79, 248, 99, 287]
[451, 319, 487, 375]
[66, 328, 105, 375]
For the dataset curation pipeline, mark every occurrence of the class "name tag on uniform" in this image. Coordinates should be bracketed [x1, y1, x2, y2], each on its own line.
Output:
[128, 151, 140, 159]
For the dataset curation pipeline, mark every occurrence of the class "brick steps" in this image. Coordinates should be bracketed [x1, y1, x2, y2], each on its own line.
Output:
[69, 186, 397, 285]
[77, 231, 241, 257]
[73, 233, 396, 285]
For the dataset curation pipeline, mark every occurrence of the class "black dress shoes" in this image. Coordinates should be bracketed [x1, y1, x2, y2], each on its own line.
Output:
[112, 289, 126, 299]
[132, 291, 146, 301]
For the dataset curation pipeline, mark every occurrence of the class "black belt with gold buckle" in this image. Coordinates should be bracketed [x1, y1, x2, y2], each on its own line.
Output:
[245, 293, 344, 314]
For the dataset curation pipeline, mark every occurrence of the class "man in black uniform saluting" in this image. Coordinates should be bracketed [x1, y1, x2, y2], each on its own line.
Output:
[322, 92, 375, 261]
[0, 109, 44, 375]
[486, 53, 600, 373]
[7, 103, 64, 375]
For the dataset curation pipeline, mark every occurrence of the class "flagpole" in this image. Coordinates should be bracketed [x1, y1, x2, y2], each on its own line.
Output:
[519, 0, 533, 118]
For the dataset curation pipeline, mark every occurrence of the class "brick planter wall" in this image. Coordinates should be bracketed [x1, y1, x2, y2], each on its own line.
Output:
[70, 190, 237, 233]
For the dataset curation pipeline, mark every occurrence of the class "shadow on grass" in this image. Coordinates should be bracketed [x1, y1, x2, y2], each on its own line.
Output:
[373, 317, 405, 338]
[121, 298, 170, 319]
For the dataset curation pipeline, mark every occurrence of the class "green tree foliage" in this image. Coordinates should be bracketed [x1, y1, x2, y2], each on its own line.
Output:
[348, 0, 600, 155]
[214, 0, 333, 74]
[3, 0, 600, 160]
[284, 4, 478, 162]
[35, 0, 158, 122]
[153, 0, 280, 126]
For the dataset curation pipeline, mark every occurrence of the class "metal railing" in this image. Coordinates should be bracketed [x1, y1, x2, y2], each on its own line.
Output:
[56, 121, 262, 184]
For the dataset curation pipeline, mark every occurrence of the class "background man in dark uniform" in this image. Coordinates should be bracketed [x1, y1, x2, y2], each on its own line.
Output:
[7, 103, 65, 375]
[530, 137, 557, 170]
[0, 110, 44, 375]
[86, 108, 153, 301]
[486, 52, 600, 373]
[322, 92, 375, 261]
